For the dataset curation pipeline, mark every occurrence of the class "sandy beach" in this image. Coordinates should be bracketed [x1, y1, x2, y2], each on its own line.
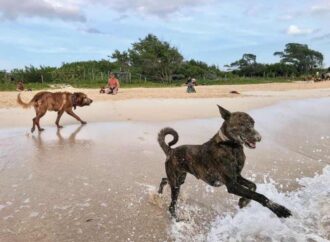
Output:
[1, 81, 330, 129]
[0, 82, 330, 241]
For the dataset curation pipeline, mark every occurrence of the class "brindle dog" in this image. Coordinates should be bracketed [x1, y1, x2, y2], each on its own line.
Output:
[157, 105, 292, 220]
[17, 91, 93, 133]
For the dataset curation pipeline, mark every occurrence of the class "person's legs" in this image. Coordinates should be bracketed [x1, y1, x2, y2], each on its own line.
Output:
[112, 87, 118, 95]
[105, 88, 112, 94]
[187, 85, 195, 93]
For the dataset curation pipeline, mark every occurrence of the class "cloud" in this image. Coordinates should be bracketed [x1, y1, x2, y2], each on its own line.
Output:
[78, 27, 104, 34]
[278, 14, 293, 21]
[312, 33, 330, 41]
[286, 25, 314, 36]
[91, 0, 214, 18]
[0, 0, 86, 22]
[0, 0, 214, 21]
[311, 2, 330, 16]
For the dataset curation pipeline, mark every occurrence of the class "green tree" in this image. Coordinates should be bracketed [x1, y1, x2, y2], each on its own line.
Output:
[274, 43, 323, 74]
[128, 34, 183, 82]
[110, 50, 130, 71]
[230, 53, 257, 69]
[229, 53, 260, 77]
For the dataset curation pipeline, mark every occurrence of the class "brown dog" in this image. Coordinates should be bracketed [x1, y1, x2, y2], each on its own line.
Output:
[17, 91, 93, 133]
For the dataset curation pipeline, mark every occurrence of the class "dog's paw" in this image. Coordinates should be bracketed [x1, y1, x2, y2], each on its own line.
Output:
[81, 121, 87, 125]
[268, 202, 292, 218]
[175, 217, 189, 223]
[238, 197, 251, 208]
[57, 125, 63, 129]
[39, 128, 45, 132]
[275, 205, 292, 218]
[31, 127, 35, 133]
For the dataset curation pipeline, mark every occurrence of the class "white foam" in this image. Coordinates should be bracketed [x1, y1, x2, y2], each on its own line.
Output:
[207, 165, 330, 242]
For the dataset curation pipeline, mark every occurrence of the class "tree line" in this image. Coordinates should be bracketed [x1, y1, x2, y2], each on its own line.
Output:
[0, 34, 328, 85]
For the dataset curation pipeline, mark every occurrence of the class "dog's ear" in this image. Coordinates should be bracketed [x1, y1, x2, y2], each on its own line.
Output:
[217, 105, 231, 120]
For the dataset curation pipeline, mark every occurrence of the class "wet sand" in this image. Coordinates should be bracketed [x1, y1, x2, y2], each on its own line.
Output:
[0, 96, 329, 241]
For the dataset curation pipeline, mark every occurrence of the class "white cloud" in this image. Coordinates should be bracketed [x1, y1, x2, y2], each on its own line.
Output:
[311, 2, 330, 16]
[93, 0, 214, 18]
[286, 25, 314, 36]
[0, 0, 85, 21]
[278, 14, 293, 21]
[0, 0, 214, 21]
[78, 27, 104, 34]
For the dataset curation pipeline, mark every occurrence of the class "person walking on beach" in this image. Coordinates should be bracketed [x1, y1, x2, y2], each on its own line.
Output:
[106, 73, 120, 95]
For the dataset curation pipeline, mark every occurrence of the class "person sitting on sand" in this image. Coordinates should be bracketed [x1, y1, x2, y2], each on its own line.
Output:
[186, 77, 196, 93]
[16, 80, 24, 92]
[105, 73, 120, 95]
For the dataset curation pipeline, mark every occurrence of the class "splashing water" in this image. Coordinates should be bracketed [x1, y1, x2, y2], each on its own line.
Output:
[206, 165, 330, 242]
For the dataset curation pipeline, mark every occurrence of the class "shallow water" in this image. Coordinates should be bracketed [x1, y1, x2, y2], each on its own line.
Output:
[0, 98, 329, 242]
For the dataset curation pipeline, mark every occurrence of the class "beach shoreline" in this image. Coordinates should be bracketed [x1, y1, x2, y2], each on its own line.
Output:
[0, 84, 329, 241]
[0, 97, 329, 241]
[0, 82, 330, 129]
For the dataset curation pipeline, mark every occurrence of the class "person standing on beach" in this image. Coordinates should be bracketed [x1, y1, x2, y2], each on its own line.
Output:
[186, 77, 196, 93]
[106, 73, 120, 95]
[16, 80, 25, 91]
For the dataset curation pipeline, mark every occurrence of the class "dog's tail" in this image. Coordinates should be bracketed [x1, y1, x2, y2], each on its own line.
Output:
[17, 93, 33, 108]
[158, 127, 179, 155]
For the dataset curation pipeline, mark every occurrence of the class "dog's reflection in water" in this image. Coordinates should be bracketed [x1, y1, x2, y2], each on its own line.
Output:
[32, 124, 91, 152]
[56, 124, 85, 146]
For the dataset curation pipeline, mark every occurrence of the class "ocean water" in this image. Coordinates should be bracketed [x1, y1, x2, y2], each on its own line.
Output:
[0, 98, 329, 241]
[171, 98, 330, 242]
[206, 165, 330, 242]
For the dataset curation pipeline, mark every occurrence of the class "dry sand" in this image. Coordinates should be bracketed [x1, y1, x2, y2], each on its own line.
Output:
[0, 81, 330, 129]
[0, 82, 330, 241]
[1, 81, 330, 109]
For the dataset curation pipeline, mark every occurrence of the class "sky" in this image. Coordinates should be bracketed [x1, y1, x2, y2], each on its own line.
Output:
[0, 0, 329, 71]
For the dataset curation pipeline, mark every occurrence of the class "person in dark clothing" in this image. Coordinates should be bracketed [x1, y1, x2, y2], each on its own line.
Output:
[186, 77, 196, 93]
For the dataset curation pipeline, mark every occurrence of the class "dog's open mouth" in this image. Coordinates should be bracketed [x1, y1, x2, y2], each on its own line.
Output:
[240, 137, 256, 149]
[244, 141, 256, 149]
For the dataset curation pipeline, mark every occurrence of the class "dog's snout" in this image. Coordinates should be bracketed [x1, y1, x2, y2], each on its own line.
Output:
[90, 99, 93, 103]
[255, 132, 262, 142]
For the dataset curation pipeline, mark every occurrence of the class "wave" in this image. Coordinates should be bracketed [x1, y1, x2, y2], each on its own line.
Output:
[207, 165, 330, 242]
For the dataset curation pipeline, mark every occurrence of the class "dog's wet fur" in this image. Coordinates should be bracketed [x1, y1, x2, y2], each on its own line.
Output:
[158, 105, 292, 220]
[17, 91, 93, 133]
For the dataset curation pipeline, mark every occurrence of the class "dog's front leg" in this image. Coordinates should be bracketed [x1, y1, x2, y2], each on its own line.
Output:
[158, 178, 168, 194]
[237, 176, 256, 208]
[66, 110, 87, 125]
[56, 110, 64, 128]
[226, 182, 291, 218]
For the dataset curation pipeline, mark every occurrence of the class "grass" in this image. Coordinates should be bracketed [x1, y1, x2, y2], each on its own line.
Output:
[0, 78, 295, 91]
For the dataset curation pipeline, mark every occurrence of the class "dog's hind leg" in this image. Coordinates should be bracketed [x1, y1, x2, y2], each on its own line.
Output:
[169, 184, 181, 218]
[168, 173, 187, 219]
[31, 106, 38, 133]
[35, 112, 46, 132]
[31, 105, 47, 133]
[158, 178, 168, 194]
[35, 109, 47, 132]
[237, 176, 256, 208]
[31, 117, 37, 133]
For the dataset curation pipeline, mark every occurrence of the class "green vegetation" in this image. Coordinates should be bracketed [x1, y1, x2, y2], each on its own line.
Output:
[0, 34, 328, 91]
